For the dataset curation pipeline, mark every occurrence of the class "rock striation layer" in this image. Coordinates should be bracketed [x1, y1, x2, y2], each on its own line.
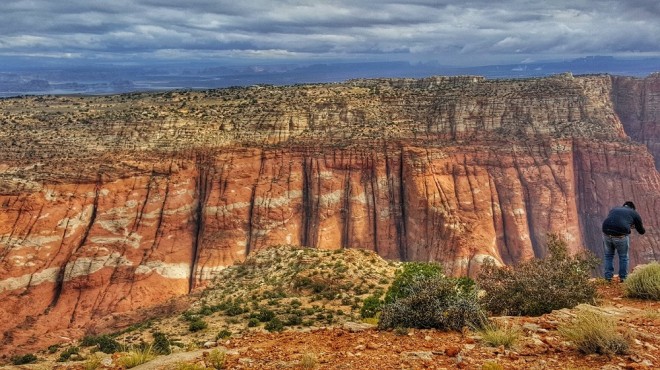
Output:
[0, 74, 658, 354]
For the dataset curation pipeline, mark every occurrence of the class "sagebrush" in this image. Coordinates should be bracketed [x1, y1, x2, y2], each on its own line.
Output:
[478, 234, 598, 316]
[384, 261, 443, 303]
[378, 274, 485, 330]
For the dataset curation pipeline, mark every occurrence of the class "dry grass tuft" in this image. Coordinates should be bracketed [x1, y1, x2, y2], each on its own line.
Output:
[624, 262, 660, 300]
[205, 349, 226, 369]
[174, 363, 206, 370]
[481, 361, 504, 370]
[117, 346, 156, 368]
[558, 309, 631, 355]
[299, 352, 318, 369]
[82, 354, 102, 370]
[478, 321, 522, 349]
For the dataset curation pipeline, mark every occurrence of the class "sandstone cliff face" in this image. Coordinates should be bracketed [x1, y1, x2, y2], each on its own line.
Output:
[612, 73, 660, 170]
[0, 74, 658, 353]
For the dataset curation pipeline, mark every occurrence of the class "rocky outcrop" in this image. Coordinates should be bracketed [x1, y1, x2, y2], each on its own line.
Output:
[0, 74, 658, 354]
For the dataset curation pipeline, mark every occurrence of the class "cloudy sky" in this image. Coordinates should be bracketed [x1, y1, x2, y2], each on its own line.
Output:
[1, 0, 659, 67]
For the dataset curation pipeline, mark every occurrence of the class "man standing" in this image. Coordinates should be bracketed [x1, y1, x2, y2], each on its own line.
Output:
[602, 201, 645, 282]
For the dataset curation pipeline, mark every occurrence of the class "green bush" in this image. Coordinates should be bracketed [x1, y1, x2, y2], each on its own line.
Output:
[224, 302, 245, 316]
[81, 334, 122, 354]
[360, 295, 382, 318]
[624, 262, 660, 300]
[11, 353, 37, 365]
[285, 313, 303, 326]
[384, 262, 443, 304]
[257, 308, 276, 322]
[189, 318, 208, 332]
[478, 234, 598, 316]
[265, 317, 284, 332]
[152, 332, 171, 355]
[216, 329, 232, 340]
[378, 275, 485, 331]
[58, 346, 80, 362]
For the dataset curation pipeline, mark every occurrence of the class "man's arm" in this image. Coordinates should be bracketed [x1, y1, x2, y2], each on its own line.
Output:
[633, 212, 645, 234]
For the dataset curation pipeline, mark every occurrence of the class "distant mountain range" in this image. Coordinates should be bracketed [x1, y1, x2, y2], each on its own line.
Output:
[1, 55, 659, 97]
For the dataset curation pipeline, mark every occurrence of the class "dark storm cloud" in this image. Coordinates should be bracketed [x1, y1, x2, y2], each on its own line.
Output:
[0, 0, 658, 64]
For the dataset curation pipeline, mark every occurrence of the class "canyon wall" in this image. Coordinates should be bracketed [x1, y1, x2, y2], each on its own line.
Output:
[0, 74, 658, 353]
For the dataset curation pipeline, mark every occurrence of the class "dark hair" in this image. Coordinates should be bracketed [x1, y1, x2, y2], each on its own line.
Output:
[623, 201, 636, 210]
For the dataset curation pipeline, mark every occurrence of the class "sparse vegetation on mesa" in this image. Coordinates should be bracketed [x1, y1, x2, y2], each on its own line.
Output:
[86, 245, 399, 355]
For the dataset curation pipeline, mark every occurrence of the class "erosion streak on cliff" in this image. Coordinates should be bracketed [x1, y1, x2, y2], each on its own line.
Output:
[0, 74, 659, 354]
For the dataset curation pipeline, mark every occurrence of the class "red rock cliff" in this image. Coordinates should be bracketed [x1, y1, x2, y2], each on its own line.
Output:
[0, 74, 658, 354]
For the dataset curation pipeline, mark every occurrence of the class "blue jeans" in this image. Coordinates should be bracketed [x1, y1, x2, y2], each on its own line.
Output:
[603, 234, 630, 281]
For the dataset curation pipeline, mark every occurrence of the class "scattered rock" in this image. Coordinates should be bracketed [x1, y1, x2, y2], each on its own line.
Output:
[401, 351, 434, 361]
[343, 322, 375, 333]
[366, 342, 380, 350]
[444, 345, 461, 357]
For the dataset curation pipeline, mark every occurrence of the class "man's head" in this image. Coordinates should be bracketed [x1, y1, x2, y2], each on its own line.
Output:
[623, 201, 636, 210]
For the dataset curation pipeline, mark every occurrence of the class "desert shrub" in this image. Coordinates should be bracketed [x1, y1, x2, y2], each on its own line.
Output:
[224, 302, 245, 316]
[559, 309, 630, 355]
[478, 234, 598, 316]
[247, 318, 260, 327]
[265, 317, 284, 332]
[384, 262, 443, 304]
[118, 346, 155, 368]
[10, 353, 37, 365]
[81, 334, 122, 354]
[216, 329, 232, 340]
[189, 318, 208, 332]
[58, 346, 80, 362]
[360, 295, 382, 318]
[206, 348, 226, 369]
[152, 332, 171, 355]
[285, 313, 303, 326]
[624, 262, 660, 300]
[378, 275, 486, 331]
[478, 321, 521, 349]
[256, 308, 276, 322]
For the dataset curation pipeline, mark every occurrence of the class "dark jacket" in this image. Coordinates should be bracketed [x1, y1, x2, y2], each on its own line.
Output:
[602, 206, 645, 236]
